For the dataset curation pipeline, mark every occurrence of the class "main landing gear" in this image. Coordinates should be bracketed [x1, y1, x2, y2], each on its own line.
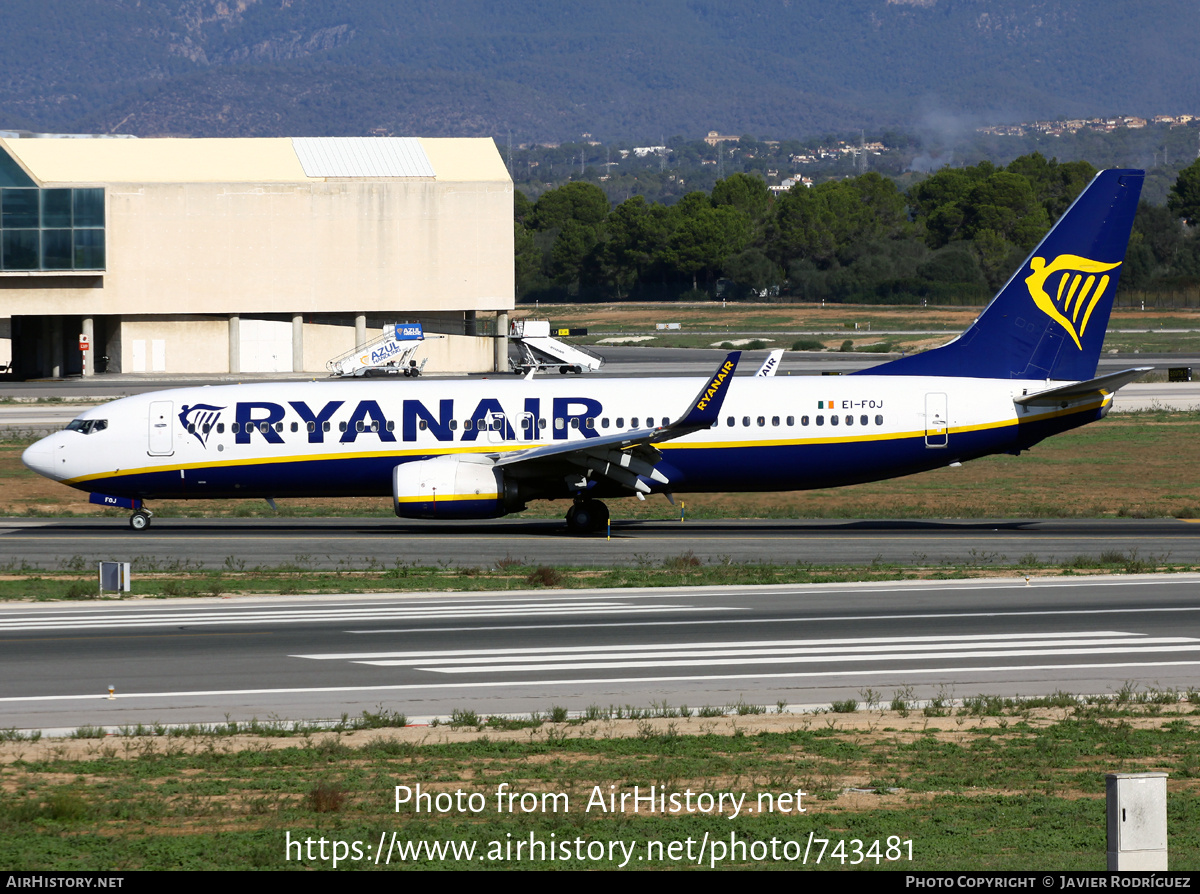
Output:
[129, 509, 153, 531]
[565, 498, 609, 536]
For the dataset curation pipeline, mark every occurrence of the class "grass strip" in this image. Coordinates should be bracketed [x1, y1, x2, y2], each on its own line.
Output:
[2, 696, 1198, 870]
[0, 548, 1188, 601]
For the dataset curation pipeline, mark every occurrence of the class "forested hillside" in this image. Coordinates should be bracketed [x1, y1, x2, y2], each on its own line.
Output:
[0, 1, 1196, 141]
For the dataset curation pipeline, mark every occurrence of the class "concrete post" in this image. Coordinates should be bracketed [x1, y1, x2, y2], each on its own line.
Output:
[494, 310, 509, 372]
[292, 314, 304, 373]
[50, 316, 63, 378]
[228, 315, 240, 374]
[81, 316, 94, 377]
[355, 314, 367, 350]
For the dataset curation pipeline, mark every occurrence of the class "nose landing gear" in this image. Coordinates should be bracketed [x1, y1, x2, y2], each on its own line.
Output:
[129, 509, 153, 531]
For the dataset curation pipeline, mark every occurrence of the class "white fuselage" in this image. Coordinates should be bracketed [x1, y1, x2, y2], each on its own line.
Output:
[21, 372, 1106, 506]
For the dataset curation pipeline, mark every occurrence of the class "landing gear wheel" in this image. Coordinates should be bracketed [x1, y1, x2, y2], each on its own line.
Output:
[559, 366, 570, 375]
[565, 499, 609, 536]
[129, 510, 152, 531]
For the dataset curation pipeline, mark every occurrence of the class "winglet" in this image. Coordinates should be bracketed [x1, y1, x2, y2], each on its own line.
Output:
[673, 351, 741, 430]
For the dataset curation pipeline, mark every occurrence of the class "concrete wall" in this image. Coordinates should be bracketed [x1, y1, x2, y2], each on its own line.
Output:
[0, 177, 514, 319]
[109, 316, 495, 375]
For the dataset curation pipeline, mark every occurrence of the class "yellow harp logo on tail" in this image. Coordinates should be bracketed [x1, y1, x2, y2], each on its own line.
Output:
[1024, 254, 1121, 350]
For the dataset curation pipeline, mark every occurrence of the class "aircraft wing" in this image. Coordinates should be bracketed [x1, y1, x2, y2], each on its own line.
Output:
[1014, 367, 1152, 405]
[492, 352, 741, 494]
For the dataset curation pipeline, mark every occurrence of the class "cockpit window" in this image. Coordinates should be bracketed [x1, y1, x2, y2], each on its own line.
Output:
[65, 418, 107, 435]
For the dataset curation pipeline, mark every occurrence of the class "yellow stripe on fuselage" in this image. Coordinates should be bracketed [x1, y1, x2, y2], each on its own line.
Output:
[64, 399, 1105, 486]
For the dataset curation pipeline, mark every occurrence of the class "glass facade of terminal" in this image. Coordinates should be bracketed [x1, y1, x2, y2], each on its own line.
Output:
[0, 148, 105, 271]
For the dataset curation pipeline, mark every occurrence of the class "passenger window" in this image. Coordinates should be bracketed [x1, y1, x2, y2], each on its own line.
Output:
[275, 422, 284, 433]
[307, 422, 315, 433]
[831, 416, 839, 426]
[631, 417, 639, 428]
[232, 422, 240, 434]
[860, 415, 868, 426]
[601, 418, 609, 429]
[218, 423, 225, 434]
[260, 422, 270, 433]
[387, 421, 395, 432]
[322, 421, 330, 432]
[786, 416, 794, 426]
[585, 418, 594, 429]
[875, 415, 884, 425]
[538, 418, 547, 430]
[290, 422, 298, 433]
[555, 418, 564, 430]
[800, 415, 808, 426]
[419, 420, 428, 431]
[339, 422, 347, 432]
[742, 416, 750, 427]
[816, 416, 824, 426]
[617, 417, 625, 428]
[187, 424, 196, 434]
[450, 419, 458, 430]
[464, 419, 473, 431]
[845, 415, 853, 426]
[757, 416, 765, 427]
[726, 416, 734, 427]
[772, 416, 780, 426]
[571, 418, 580, 429]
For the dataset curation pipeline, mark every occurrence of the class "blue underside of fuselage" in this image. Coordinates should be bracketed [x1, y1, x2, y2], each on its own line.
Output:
[76, 407, 1100, 504]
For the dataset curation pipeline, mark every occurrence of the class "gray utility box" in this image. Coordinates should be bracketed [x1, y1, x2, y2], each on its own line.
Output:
[1106, 772, 1167, 870]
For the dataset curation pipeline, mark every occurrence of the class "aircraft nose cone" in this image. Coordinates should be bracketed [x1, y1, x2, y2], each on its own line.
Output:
[21, 438, 59, 480]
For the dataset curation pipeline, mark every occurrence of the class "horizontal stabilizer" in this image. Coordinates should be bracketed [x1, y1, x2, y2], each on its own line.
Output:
[1014, 367, 1151, 405]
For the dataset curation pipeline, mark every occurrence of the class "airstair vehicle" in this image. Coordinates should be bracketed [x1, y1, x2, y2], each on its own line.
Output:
[328, 323, 435, 377]
[509, 319, 604, 375]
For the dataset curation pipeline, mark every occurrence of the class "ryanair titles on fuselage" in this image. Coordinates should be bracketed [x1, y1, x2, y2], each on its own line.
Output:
[192, 396, 607, 448]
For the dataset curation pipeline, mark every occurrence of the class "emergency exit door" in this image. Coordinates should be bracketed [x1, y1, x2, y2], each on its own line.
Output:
[925, 393, 948, 448]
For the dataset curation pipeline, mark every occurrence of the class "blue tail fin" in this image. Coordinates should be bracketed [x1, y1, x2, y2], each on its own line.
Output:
[859, 168, 1143, 381]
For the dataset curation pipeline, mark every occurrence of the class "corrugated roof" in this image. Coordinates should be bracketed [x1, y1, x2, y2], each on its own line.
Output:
[291, 137, 435, 178]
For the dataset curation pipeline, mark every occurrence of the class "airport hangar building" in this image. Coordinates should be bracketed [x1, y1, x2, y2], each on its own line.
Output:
[0, 135, 514, 379]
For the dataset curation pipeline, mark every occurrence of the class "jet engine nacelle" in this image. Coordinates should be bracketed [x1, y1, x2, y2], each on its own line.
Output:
[392, 455, 524, 519]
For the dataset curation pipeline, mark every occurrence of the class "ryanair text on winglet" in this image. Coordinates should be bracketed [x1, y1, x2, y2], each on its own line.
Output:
[695, 360, 736, 412]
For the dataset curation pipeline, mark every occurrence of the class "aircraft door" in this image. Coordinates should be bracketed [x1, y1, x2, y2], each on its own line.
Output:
[148, 401, 175, 456]
[924, 393, 948, 448]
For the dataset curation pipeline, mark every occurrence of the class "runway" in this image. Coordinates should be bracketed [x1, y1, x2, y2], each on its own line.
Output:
[1, 576, 1198, 729]
[2, 516, 1198, 569]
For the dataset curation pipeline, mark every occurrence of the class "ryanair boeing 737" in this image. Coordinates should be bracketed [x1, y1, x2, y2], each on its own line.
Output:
[22, 169, 1147, 535]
